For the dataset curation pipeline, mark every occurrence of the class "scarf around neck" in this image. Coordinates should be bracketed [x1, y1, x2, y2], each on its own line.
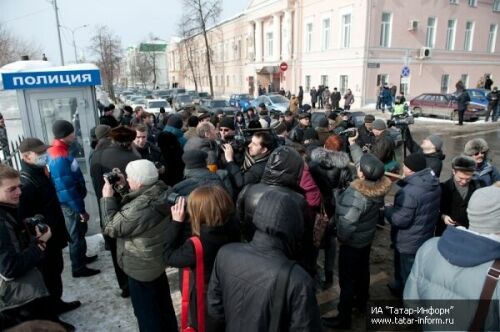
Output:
[242, 148, 270, 172]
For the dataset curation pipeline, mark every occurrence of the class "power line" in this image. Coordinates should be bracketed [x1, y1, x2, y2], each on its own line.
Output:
[0, 8, 51, 24]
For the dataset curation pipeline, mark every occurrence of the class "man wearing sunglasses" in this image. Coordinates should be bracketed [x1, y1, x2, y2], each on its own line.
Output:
[464, 138, 500, 186]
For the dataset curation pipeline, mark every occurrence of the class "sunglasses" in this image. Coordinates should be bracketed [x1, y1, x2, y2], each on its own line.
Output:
[474, 151, 487, 156]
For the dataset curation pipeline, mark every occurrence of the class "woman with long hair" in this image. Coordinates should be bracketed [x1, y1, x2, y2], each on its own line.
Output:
[164, 185, 240, 330]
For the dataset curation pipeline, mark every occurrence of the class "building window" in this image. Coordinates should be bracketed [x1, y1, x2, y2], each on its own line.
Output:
[441, 74, 450, 94]
[340, 75, 348, 95]
[377, 74, 389, 86]
[468, 0, 477, 7]
[460, 74, 469, 88]
[463, 21, 474, 51]
[445, 19, 457, 50]
[305, 23, 313, 52]
[488, 24, 498, 53]
[449, 0, 459, 4]
[322, 18, 330, 50]
[494, 0, 500, 11]
[305, 75, 311, 92]
[380, 12, 392, 48]
[426, 17, 437, 48]
[266, 32, 273, 57]
[321, 75, 329, 87]
[342, 14, 351, 48]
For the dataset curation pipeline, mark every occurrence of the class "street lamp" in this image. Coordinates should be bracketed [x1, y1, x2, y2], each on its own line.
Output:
[61, 24, 89, 63]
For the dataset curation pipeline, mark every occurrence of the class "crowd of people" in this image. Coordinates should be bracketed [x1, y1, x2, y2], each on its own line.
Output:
[0, 87, 499, 331]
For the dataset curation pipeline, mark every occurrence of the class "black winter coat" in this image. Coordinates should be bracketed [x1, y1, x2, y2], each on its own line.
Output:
[225, 158, 268, 192]
[19, 161, 69, 250]
[356, 125, 374, 149]
[207, 191, 321, 332]
[424, 151, 445, 178]
[371, 131, 395, 164]
[157, 131, 185, 186]
[437, 177, 483, 235]
[99, 115, 119, 128]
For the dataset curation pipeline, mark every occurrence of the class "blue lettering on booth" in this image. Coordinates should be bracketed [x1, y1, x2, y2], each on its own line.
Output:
[2, 69, 101, 90]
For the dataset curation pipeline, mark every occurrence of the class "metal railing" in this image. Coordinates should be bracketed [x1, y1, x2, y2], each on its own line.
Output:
[0, 135, 25, 170]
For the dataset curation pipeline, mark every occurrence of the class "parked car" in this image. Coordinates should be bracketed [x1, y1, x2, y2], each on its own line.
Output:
[466, 88, 490, 111]
[229, 93, 255, 111]
[410, 93, 486, 121]
[250, 94, 289, 113]
[193, 92, 211, 105]
[172, 93, 195, 111]
[146, 99, 172, 114]
[198, 99, 238, 116]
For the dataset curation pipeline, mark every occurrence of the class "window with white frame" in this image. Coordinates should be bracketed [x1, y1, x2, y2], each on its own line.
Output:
[463, 21, 474, 51]
[460, 74, 469, 88]
[266, 32, 273, 57]
[426, 17, 437, 48]
[377, 74, 388, 86]
[445, 19, 457, 50]
[305, 75, 311, 92]
[449, 0, 459, 4]
[380, 12, 392, 48]
[321, 75, 329, 87]
[441, 74, 450, 94]
[340, 75, 348, 95]
[468, 0, 477, 7]
[488, 24, 498, 53]
[322, 18, 331, 50]
[342, 14, 351, 48]
[306, 23, 313, 52]
[494, 0, 500, 12]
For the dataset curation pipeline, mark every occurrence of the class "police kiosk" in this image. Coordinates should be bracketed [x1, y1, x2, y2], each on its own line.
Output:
[1, 60, 101, 225]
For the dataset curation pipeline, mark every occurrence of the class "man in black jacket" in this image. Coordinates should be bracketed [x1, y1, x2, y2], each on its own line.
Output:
[132, 125, 167, 183]
[331, 87, 342, 111]
[208, 190, 321, 331]
[289, 113, 316, 144]
[356, 114, 375, 151]
[99, 105, 119, 128]
[370, 119, 396, 171]
[18, 138, 81, 315]
[437, 155, 483, 235]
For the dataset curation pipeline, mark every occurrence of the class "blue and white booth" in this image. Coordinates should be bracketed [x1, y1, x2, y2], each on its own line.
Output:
[1, 60, 101, 223]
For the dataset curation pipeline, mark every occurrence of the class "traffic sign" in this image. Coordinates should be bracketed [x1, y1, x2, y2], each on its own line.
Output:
[279, 62, 288, 71]
[401, 66, 410, 77]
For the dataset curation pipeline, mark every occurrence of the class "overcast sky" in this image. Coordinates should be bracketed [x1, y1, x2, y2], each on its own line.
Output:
[0, 0, 248, 65]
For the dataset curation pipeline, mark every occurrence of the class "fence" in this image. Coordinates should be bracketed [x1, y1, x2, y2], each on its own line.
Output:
[0, 135, 25, 170]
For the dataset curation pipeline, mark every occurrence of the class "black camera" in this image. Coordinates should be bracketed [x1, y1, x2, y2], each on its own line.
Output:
[25, 214, 48, 234]
[154, 162, 163, 169]
[103, 169, 121, 185]
[167, 192, 184, 205]
[338, 128, 357, 138]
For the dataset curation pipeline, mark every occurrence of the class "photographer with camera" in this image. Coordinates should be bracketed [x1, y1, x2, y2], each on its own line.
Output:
[289, 113, 317, 144]
[101, 159, 177, 332]
[0, 164, 74, 330]
[18, 138, 81, 316]
[218, 117, 245, 168]
[223, 131, 275, 192]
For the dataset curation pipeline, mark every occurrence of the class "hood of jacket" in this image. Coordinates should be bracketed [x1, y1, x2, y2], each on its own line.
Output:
[402, 168, 440, 190]
[252, 190, 304, 251]
[350, 176, 392, 198]
[424, 150, 445, 161]
[163, 125, 184, 139]
[184, 167, 218, 180]
[310, 147, 350, 169]
[438, 227, 500, 267]
[261, 146, 303, 188]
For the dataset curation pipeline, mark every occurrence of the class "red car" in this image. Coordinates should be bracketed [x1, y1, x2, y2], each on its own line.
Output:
[409, 93, 485, 121]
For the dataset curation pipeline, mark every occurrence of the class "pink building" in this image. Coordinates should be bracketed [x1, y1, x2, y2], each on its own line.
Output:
[168, 0, 500, 106]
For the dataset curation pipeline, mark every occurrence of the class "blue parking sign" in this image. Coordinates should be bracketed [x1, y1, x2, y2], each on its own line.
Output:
[401, 66, 410, 77]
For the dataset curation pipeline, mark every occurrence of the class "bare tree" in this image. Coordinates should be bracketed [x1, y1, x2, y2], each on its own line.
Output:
[0, 24, 41, 66]
[181, 0, 221, 96]
[89, 26, 123, 102]
[132, 52, 153, 88]
[178, 14, 200, 91]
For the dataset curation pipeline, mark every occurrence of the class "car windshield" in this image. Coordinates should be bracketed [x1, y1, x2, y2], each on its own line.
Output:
[238, 94, 253, 100]
[134, 99, 146, 105]
[212, 100, 228, 107]
[468, 90, 485, 98]
[269, 95, 289, 104]
[178, 95, 192, 102]
[148, 101, 168, 108]
[198, 92, 209, 98]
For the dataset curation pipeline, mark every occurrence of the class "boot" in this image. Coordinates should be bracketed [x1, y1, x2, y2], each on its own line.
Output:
[322, 314, 351, 329]
[323, 270, 333, 289]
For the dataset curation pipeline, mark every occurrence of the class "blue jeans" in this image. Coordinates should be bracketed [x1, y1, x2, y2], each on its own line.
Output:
[61, 205, 87, 273]
[391, 250, 416, 294]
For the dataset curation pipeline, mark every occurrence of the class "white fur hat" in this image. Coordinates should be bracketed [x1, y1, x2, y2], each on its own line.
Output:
[125, 159, 158, 186]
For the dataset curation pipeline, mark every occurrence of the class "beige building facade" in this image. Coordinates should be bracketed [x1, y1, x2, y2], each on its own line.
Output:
[168, 0, 500, 106]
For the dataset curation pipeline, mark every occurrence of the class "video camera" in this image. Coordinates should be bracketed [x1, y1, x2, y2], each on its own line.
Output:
[25, 214, 49, 234]
[338, 128, 357, 138]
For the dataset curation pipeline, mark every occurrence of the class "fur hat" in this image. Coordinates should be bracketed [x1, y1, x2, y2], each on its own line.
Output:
[372, 119, 387, 130]
[360, 153, 385, 181]
[451, 155, 476, 172]
[467, 183, 500, 234]
[110, 126, 136, 143]
[198, 112, 211, 121]
[364, 114, 375, 123]
[52, 120, 74, 139]
[95, 125, 111, 140]
[404, 153, 427, 172]
[464, 138, 489, 156]
[219, 117, 235, 130]
[125, 159, 158, 186]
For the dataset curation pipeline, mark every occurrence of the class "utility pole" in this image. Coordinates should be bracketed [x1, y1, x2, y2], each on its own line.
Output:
[52, 0, 65, 65]
[61, 25, 89, 63]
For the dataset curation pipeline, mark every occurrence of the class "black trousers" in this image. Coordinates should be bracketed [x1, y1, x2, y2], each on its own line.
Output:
[338, 244, 371, 322]
[128, 274, 178, 332]
[39, 245, 64, 302]
[458, 109, 465, 125]
[104, 235, 129, 292]
[0, 297, 59, 330]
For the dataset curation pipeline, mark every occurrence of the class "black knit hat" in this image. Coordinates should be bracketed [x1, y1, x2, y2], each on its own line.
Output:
[182, 150, 208, 169]
[404, 153, 427, 172]
[167, 115, 183, 129]
[219, 117, 235, 130]
[52, 120, 74, 139]
[187, 115, 199, 127]
[360, 153, 385, 181]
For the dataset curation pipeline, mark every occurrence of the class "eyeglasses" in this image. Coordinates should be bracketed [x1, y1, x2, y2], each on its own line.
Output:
[474, 151, 487, 156]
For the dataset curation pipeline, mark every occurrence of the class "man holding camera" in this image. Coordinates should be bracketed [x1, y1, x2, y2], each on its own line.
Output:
[47, 120, 99, 279]
[18, 138, 81, 315]
[0, 164, 74, 330]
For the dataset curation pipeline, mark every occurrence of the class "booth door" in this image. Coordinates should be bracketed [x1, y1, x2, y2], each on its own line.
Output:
[25, 88, 100, 231]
